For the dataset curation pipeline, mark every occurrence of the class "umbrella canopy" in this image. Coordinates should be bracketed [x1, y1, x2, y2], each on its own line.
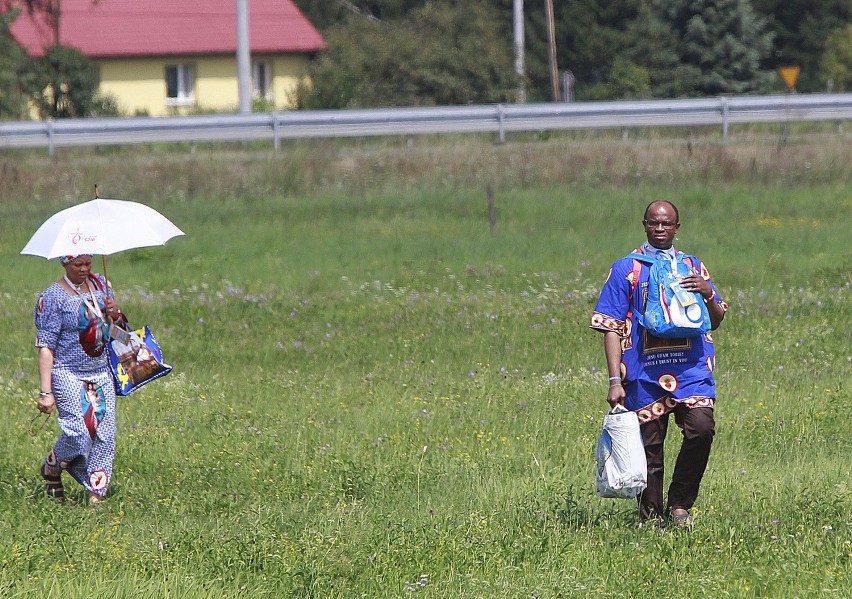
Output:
[21, 199, 184, 259]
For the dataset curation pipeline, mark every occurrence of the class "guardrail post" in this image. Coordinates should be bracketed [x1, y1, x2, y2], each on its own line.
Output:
[272, 112, 281, 151]
[720, 97, 729, 138]
[47, 120, 55, 157]
[497, 104, 506, 144]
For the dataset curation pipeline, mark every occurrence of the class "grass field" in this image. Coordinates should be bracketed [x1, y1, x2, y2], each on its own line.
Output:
[0, 132, 850, 597]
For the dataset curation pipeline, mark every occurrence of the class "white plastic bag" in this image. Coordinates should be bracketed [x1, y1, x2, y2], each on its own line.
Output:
[595, 405, 648, 499]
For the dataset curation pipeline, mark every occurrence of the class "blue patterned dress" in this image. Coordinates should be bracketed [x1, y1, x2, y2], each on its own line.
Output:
[35, 274, 116, 497]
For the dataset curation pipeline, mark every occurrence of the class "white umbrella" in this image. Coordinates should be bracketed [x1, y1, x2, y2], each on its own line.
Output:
[21, 197, 184, 284]
[21, 198, 184, 259]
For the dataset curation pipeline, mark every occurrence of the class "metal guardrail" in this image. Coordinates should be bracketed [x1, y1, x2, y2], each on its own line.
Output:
[2, 93, 851, 155]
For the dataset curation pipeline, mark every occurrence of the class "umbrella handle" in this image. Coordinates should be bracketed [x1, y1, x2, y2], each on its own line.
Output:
[101, 254, 110, 290]
[93, 187, 109, 296]
[101, 255, 114, 325]
[96, 186, 109, 292]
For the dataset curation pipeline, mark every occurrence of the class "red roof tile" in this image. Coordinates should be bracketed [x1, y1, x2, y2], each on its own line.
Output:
[8, 0, 326, 58]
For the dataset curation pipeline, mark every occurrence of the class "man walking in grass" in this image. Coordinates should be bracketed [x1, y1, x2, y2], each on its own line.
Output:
[590, 200, 728, 526]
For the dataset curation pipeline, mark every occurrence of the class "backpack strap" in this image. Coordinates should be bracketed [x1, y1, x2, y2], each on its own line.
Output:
[626, 252, 653, 309]
[626, 252, 654, 264]
[682, 255, 697, 273]
[627, 256, 645, 319]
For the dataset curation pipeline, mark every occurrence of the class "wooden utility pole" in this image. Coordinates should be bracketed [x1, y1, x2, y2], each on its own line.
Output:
[544, 0, 560, 102]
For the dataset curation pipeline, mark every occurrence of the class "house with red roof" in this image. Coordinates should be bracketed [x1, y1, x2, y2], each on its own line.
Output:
[7, 0, 326, 116]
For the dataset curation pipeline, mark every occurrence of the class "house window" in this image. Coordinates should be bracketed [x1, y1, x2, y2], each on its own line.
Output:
[252, 62, 271, 101]
[165, 64, 194, 106]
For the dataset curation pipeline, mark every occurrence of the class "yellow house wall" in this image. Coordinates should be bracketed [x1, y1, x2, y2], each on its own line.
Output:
[98, 59, 166, 116]
[97, 54, 311, 117]
[194, 56, 240, 112]
[269, 55, 311, 107]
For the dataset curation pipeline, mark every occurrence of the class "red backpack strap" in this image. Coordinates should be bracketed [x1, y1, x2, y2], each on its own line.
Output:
[628, 258, 643, 310]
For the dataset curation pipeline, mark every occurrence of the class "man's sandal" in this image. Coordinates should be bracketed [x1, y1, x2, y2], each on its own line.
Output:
[668, 508, 693, 528]
[41, 463, 65, 503]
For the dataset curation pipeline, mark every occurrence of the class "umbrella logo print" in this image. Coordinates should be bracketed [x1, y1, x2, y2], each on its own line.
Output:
[69, 228, 97, 245]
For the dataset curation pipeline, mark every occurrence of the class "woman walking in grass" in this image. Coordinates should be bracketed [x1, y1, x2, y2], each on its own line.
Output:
[35, 254, 124, 505]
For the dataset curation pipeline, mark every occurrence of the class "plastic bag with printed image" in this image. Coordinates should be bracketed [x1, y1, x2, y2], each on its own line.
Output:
[595, 405, 647, 499]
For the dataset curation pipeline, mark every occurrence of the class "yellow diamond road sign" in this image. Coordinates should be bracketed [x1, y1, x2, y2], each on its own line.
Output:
[779, 66, 801, 90]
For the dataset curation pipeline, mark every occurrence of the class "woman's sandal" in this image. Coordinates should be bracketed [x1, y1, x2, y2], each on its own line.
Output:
[41, 463, 65, 503]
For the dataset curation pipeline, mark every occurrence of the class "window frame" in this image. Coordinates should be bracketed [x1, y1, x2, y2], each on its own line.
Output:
[251, 61, 272, 101]
[164, 63, 195, 107]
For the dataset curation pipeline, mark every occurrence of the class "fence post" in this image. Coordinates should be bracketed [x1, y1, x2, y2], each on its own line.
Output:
[47, 120, 55, 157]
[721, 97, 729, 138]
[497, 105, 506, 144]
[487, 184, 496, 234]
[272, 112, 281, 151]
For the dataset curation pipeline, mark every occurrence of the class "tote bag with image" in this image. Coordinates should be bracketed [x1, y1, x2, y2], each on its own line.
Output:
[107, 325, 172, 395]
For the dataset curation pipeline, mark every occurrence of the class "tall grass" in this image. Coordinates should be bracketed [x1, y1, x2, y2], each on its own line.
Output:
[0, 134, 849, 597]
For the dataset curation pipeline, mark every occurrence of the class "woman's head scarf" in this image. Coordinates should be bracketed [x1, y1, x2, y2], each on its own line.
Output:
[59, 254, 92, 266]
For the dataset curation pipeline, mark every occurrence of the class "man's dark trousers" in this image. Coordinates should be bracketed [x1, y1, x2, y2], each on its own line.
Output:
[638, 405, 715, 521]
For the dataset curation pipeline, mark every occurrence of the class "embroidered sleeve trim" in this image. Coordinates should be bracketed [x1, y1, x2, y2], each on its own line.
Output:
[589, 311, 626, 335]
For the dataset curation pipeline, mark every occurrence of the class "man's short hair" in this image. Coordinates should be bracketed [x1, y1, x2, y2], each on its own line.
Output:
[643, 200, 680, 222]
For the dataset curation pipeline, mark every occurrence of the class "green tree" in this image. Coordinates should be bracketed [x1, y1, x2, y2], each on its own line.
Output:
[596, 57, 651, 100]
[0, 7, 27, 119]
[655, 0, 775, 96]
[820, 24, 852, 91]
[522, 0, 650, 101]
[619, 2, 683, 98]
[20, 44, 99, 118]
[752, 0, 852, 92]
[298, 0, 516, 108]
[292, 0, 427, 29]
[293, 0, 842, 104]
